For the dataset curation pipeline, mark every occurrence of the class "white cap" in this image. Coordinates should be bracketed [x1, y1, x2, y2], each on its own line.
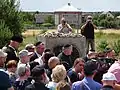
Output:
[102, 72, 117, 81]
[0, 49, 7, 57]
[19, 49, 33, 57]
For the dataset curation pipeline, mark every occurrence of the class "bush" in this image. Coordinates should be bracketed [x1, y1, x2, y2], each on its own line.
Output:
[0, 21, 13, 48]
[97, 40, 108, 52]
[112, 40, 120, 56]
[41, 23, 53, 29]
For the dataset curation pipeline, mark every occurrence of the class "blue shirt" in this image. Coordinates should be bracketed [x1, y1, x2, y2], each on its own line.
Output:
[72, 77, 102, 90]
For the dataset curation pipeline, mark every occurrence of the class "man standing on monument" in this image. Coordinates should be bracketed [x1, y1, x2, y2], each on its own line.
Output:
[57, 17, 72, 34]
[81, 15, 97, 54]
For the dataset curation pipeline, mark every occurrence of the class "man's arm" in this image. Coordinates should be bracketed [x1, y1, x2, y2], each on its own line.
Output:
[57, 24, 64, 33]
[81, 24, 86, 35]
[93, 24, 97, 29]
[66, 23, 72, 32]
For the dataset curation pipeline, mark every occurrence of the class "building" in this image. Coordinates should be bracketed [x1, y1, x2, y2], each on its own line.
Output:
[54, 3, 82, 28]
[35, 12, 54, 24]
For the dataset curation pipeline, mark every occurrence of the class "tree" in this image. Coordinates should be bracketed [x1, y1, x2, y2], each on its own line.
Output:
[0, 0, 23, 35]
[45, 15, 54, 25]
[0, 21, 13, 48]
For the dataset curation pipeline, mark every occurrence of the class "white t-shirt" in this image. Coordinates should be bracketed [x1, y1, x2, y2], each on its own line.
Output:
[57, 24, 72, 34]
[34, 56, 43, 66]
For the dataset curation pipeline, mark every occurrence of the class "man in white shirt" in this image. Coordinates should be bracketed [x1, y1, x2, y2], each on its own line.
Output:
[57, 18, 72, 34]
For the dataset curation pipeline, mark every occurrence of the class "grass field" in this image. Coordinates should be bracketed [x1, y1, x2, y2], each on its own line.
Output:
[21, 29, 120, 53]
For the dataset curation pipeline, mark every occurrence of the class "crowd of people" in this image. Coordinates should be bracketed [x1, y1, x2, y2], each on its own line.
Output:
[0, 35, 120, 90]
[0, 16, 120, 90]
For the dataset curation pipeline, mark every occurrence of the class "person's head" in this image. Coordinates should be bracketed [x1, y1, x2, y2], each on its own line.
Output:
[6, 60, 17, 73]
[31, 65, 49, 84]
[104, 48, 116, 59]
[61, 17, 66, 25]
[35, 41, 45, 55]
[62, 44, 73, 55]
[87, 50, 98, 59]
[19, 50, 33, 64]
[87, 15, 92, 22]
[25, 44, 35, 52]
[56, 80, 71, 90]
[29, 61, 39, 71]
[43, 52, 54, 64]
[44, 48, 51, 53]
[17, 64, 30, 78]
[84, 60, 97, 77]
[0, 49, 7, 67]
[51, 65, 66, 83]
[10, 35, 23, 49]
[48, 56, 60, 69]
[73, 58, 85, 73]
[102, 72, 117, 88]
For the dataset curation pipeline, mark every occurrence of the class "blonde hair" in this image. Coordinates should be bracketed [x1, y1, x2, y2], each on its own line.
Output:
[51, 65, 66, 83]
[56, 80, 70, 90]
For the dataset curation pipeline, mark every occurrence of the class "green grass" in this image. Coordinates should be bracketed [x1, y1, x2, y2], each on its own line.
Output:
[95, 31, 120, 52]
[19, 36, 37, 51]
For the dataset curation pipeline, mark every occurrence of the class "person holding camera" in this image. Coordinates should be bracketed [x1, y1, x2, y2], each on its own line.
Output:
[81, 16, 97, 54]
[57, 17, 72, 34]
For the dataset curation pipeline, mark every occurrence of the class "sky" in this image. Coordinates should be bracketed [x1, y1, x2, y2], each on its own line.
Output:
[20, 0, 120, 12]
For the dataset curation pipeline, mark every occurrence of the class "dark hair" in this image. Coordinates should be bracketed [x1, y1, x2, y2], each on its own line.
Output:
[44, 52, 55, 69]
[34, 41, 42, 46]
[84, 60, 97, 76]
[44, 48, 51, 53]
[29, 61, 39, 71]
[31, 65, 45, 80]
[63, 44, 72, 50]
[44, 52, 54, 62]
[11, 35, 23, 43]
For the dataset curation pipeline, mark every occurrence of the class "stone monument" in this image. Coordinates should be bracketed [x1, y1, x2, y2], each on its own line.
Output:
[37, 32, 86, 60]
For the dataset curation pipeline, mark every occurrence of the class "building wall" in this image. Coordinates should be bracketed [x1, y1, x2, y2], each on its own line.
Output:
[35, 12, 93, 28]
[35, 12, 54, 24]
[55, 12, 82, 28]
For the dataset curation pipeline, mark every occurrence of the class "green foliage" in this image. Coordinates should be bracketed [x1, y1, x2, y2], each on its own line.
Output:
[99, 14, 107, 20]
[0, 0, 23, 35]
[41, 23, 53, 28]
[97, 40, 108, 52]
[0, 21, 13, 48]
[93, 12, 120, 29]
[112, 40, 120, 56]
[21, 12, 34, 22]
[45, 15, 54, 25]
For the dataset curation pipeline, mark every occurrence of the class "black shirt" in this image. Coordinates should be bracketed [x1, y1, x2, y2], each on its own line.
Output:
[67, 68, 79, 83]
[25, 82, 49, 90]
[58, 52, 73, 70]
